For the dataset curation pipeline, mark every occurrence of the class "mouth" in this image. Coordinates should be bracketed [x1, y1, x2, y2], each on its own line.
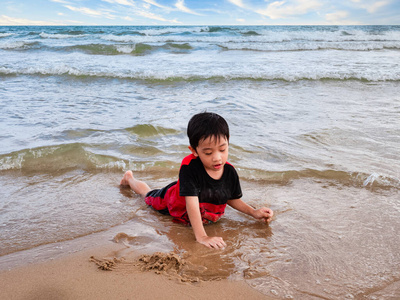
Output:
[213, 164, 223, 169]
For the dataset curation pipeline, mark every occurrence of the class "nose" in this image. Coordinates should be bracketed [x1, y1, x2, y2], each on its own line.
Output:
[212, 152, 221, 162]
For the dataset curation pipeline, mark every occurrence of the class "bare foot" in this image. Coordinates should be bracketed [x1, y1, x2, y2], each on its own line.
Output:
[120, 170, 133, 186]
[119, 170, 151, 196]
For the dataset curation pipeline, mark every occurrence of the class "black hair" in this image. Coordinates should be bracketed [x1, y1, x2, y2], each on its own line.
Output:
[187, 112, 230, 150]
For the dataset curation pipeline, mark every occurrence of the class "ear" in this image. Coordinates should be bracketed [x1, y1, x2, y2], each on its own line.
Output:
[188, 146, 198, 157]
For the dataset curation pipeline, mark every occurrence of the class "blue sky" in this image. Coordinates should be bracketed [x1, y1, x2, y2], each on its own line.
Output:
[0, 0, 399, 26]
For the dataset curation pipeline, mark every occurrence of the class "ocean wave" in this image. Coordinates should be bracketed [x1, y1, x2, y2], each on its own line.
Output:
[125, 124, 181, 137]
[3, 37, 399, 53]
[3, 26, 400, 43]
[201, 26, 232, 33]
[0, 41, 41, 50]
[39, 32, 87, 39]
[241, 30, 261, 36]
[218, 41, 400, 52]
[0, 144, 176, 175]
[3, 39, 398, 53]
[68, 43, 151, 55]
[239, 168, 400, 190]
[2, 26, 399, 55]
[1, 65, 399, 82]
[134, 26, 207, 36]
[0, 144, 126, 173]
[58, 29, 86, 35]
[55, 125, 180, 140]
[1, 144, 398, 190]
[63, 42, 193, 55]
[90, 26, 208, 38]
[0, 33, 14, 38]
[94, 32, 400, 53]
[117, 27, 400, 42]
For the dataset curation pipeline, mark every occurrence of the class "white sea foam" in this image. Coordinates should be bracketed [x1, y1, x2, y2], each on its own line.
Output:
[39, 32, 86, 39]
[1, 63, 399, 82]
[218, 41, 400, 51]
[0, 41, 35, 50]
[99, 31, 400, 52]
[0, 153, 25, 170]
[136, 26, 207, 36]
[1, 25, 400, 83]
[94, 160, 127, 170]
[0, 33, 14, 38]
[114, 44, 137, 54]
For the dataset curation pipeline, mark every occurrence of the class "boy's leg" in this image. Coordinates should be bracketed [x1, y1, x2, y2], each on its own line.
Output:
[120, 171, 151, 197]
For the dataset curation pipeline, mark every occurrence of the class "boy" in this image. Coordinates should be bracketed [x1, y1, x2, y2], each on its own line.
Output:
[120, 112, 273, 249]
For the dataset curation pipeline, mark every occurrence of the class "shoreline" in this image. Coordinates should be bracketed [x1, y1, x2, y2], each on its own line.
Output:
[0, 222, 272, 300]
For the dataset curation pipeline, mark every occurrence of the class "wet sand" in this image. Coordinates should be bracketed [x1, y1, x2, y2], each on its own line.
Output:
[1, 177, 399, 299]
[0, 240, 270, 300]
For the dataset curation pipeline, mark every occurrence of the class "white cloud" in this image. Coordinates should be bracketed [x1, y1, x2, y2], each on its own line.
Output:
[325, 10, 348, 22]
[143, 0, 172, 10]
[256, 0, 322, 19]
[236, 18, 246, 22]
[0, 14, 60, 25]
[64, 5, 103, 16]
[175, 0, 202, 15]
[325, 10, 363, 25]
[50, 0, 70, 3]
[60, 0, 182, 23]
[136, 10, 181, 23]
[64, 5, 116, 18]
[101, 0, 135, 7]
[228, 0, 245, 8]
[366, 0, 390, 13]
[122, 16, 134, 21]
[349, 0, 391, 13]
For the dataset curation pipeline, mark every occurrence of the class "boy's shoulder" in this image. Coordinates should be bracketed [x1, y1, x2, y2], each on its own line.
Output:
[181, 154, 197, 166]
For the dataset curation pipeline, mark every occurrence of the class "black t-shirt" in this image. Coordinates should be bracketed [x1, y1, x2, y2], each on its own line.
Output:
[179, 155, 242, 205]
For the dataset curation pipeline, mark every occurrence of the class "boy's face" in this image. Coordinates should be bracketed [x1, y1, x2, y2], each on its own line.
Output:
[189, 135, 229, 179]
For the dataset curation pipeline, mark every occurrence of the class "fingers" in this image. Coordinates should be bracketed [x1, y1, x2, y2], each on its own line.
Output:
[263, 216, 272, 223]
[210, 238, 226, 249]
[259, 207, 273, 221]
[255, 208, 273, 223]
[200, 237, 226, 249]
[267, 208, 274, 217]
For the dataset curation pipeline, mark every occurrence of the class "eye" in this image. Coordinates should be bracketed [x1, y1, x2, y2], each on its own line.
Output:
[220, 148, 226, 152]
[204, 152, 212, 156]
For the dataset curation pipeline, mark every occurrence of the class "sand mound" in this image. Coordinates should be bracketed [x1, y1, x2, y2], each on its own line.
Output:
[90, 232, 225, 282]
[138, 252, 202, 283]
[89, 256, 124, 271]
[138, 252, 184, 273]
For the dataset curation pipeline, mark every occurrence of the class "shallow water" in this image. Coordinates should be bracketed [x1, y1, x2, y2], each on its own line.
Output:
[1, 25, 400, 299]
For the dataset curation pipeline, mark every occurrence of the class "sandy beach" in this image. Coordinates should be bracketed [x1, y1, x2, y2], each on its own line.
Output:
[0, 234, 270, 300]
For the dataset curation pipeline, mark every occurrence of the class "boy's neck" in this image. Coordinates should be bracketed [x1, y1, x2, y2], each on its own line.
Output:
[204, 165, 224, 180]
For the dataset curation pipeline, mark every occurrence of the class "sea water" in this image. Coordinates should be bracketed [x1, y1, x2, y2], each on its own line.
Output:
[0, 25, 399, 299]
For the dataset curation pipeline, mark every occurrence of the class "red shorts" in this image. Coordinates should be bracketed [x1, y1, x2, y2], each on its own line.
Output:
[144, 181, 177, 215]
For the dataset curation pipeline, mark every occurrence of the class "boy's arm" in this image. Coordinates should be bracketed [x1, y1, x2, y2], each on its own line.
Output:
[227, 199, 273, 223]
[185, 196, 226, 249]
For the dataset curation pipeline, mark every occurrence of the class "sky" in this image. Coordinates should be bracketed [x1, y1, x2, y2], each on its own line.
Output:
[0, 0, 399, 26]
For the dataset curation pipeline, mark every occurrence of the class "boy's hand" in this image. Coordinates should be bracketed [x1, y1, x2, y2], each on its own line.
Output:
[253, 207, 274, 223]
[197, 235, 226, 249]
